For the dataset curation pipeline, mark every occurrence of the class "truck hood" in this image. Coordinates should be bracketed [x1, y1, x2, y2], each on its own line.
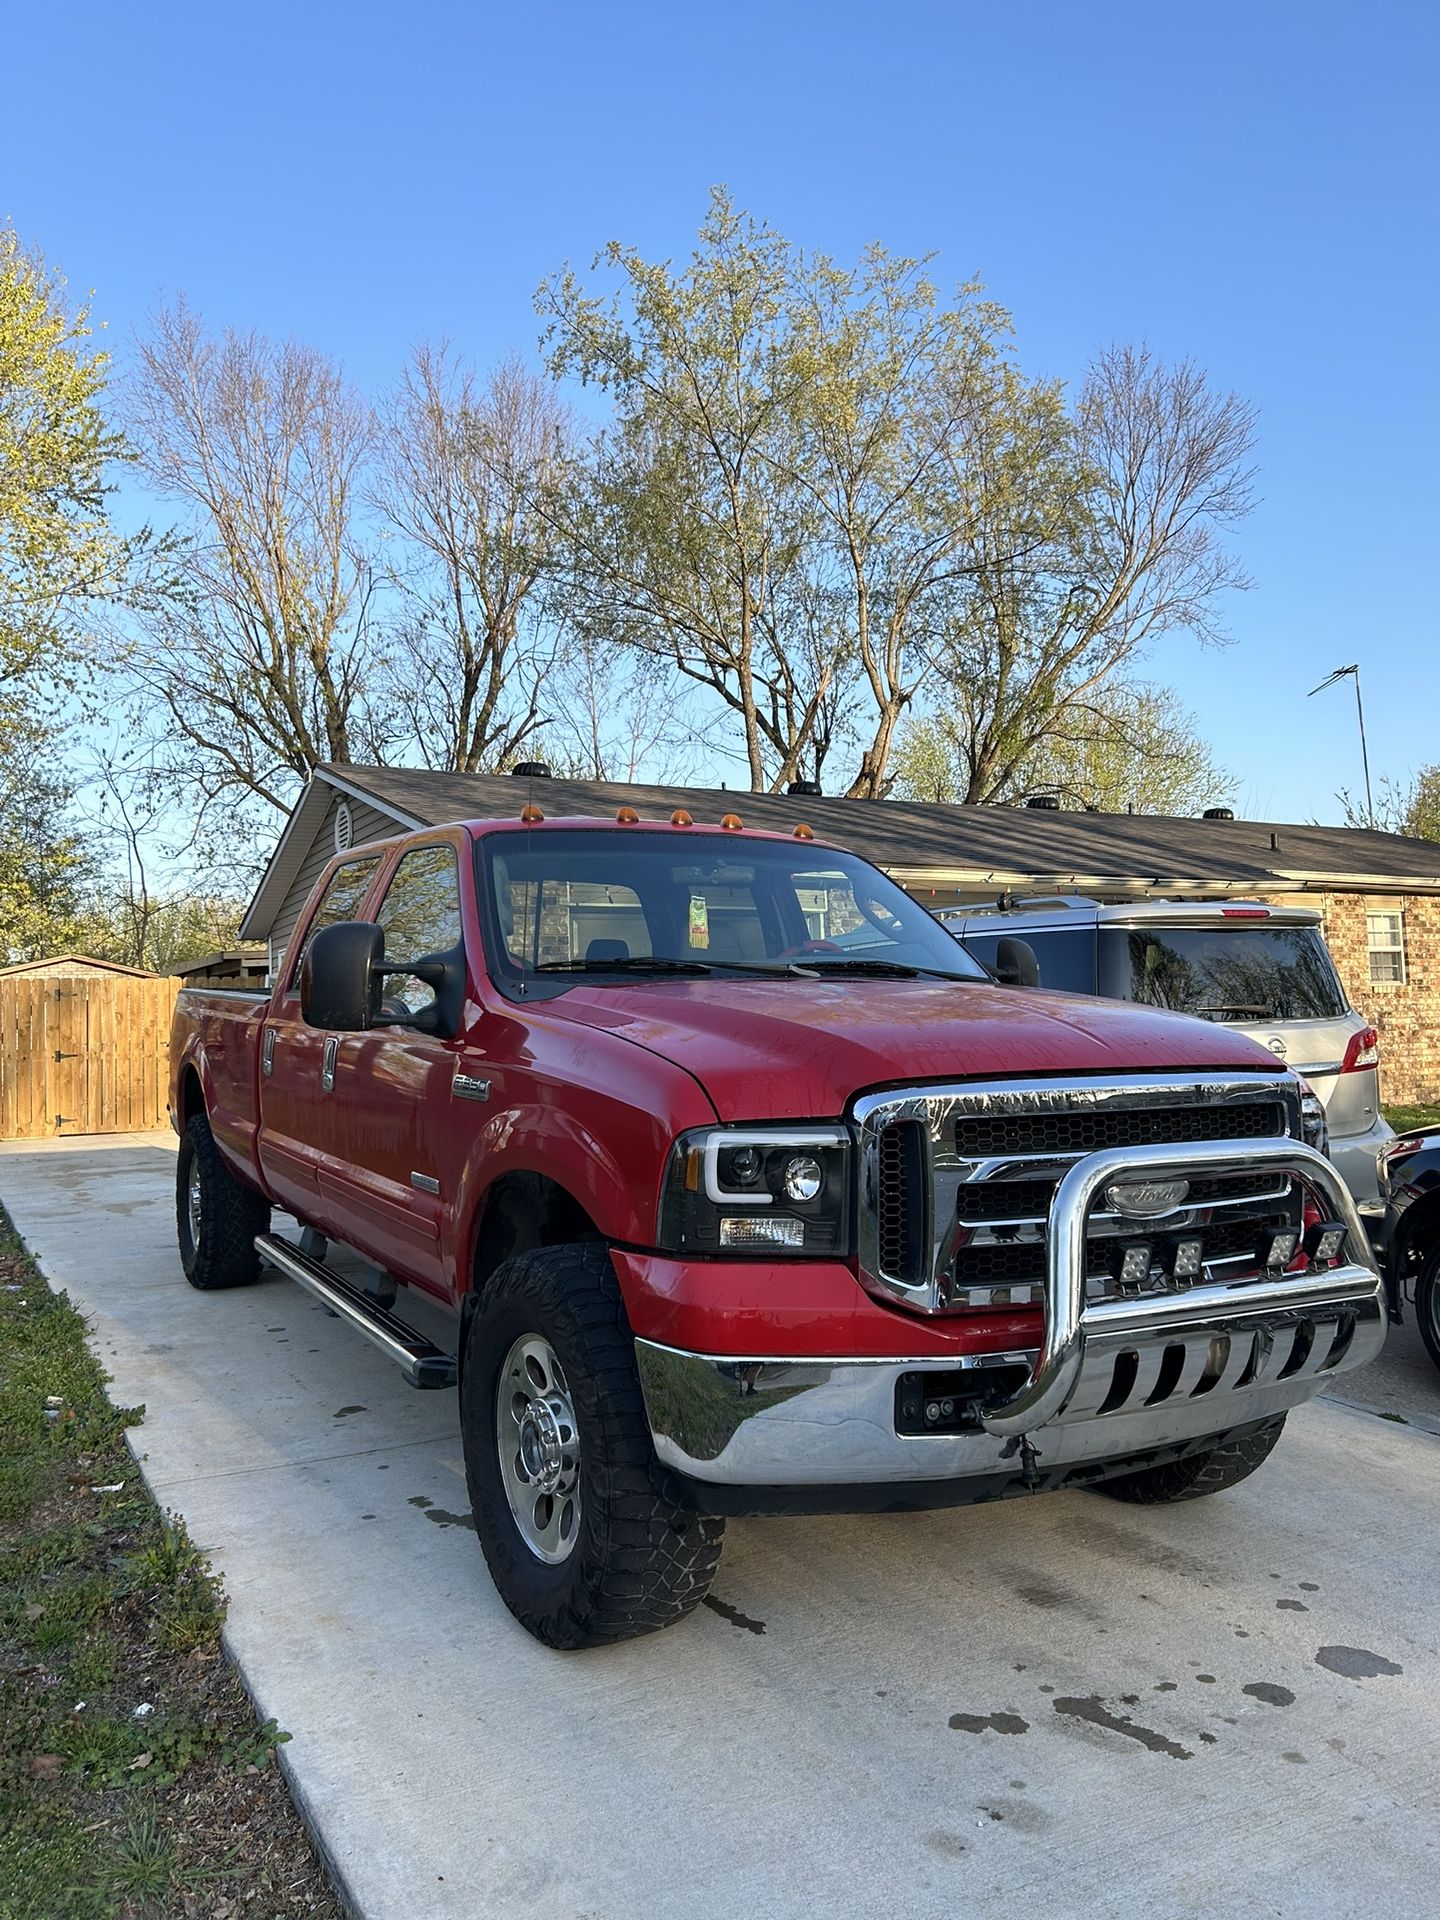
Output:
[544, 977, 1287, 1121]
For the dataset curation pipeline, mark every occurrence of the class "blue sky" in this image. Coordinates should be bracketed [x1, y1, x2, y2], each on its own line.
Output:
[4, 0, 1436, 824]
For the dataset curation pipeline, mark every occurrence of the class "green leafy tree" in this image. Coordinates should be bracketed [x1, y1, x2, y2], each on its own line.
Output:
[1341, 763, 1440, 840]
[0, 721, 89, 961]
[894, 680, 1233, 815]
[0, 226, 128, 711]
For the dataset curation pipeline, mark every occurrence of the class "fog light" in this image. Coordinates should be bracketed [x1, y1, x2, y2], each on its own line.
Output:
[1261, 1228, 1300, 1269]
[781, 1153, 824, 1202]
[1304, 1221, 1347, 1264]
[1167, 1236, 1204, 1280]
[719, 1215, 804, 1250]
[1111, 1241, 1153, 1288]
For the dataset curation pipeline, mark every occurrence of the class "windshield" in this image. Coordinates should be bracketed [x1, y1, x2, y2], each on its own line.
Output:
[1107, 924, 1348, 1021]
[479, 830, 989, 988]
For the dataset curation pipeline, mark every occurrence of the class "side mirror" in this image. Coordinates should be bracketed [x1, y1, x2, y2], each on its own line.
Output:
[302, 922, 384, 1030]
[994, 937, 1041, 990]
[300, 922, 468, 1038]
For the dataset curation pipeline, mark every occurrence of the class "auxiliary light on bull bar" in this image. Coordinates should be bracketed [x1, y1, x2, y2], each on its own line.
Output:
[1260, 1227, 1301, 1270]
[1164, 1235, 1205, 1281]
[1304, 1220, 1348, 1265]
[1110, 1241, 1154, 1288]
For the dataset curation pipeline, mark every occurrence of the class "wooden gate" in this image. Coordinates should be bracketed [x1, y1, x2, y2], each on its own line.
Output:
[0, 975, 181, 1140]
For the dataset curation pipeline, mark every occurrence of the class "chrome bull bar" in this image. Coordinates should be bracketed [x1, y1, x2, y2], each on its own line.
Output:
[980, 1137, 1385, 1439]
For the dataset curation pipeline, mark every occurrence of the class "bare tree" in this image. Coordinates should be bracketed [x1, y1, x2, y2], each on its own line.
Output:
[928, 345, 1257, 803]
[123, 302, 381, 831]
[373, 347, 571, 772]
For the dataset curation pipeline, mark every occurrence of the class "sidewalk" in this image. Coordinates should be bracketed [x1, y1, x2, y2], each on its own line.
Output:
[3, 1133, 1438, 1919]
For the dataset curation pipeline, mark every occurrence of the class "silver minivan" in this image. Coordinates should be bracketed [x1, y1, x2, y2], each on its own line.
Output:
[941, 897, 1394, 1212]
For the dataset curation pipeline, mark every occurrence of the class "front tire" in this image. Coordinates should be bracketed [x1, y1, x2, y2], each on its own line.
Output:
[176, 1113, 271, 1290]
[462, 1243, 723, 1648]
[1093, 1415, 1287, 1504]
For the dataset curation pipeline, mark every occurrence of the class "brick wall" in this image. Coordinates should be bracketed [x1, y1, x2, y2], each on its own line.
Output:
[1310, 894, 1440, 1107]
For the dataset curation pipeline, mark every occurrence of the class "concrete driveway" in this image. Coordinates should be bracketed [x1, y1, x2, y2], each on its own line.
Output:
[3, 1133, 1437, 1920]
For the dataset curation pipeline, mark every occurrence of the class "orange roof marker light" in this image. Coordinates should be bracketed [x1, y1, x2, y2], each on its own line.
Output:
[520, 803, 545, 824]
[793, 822, 815, 840]
[616, 805, 641, 824]
[670, 809, 694, 828]
[719, 812, 744, 832]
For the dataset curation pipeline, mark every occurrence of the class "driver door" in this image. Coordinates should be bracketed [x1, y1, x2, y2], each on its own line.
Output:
[314, 839, 468, 1296]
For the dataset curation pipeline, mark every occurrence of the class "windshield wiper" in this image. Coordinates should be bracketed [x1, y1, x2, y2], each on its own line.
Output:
[535, 957, 716, 976]
[788, 958, 978, 982]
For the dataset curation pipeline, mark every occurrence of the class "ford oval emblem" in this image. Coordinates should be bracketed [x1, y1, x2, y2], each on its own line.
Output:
[1105, 1178, 1191, 1218]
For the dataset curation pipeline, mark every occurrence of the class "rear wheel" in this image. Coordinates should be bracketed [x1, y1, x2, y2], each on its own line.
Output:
[1093, 1415, 1287, 1504]
[1416, 1243, 1440, 1372]
[462, 1242, 723, 1648]
[176, 1113, 271, 1290]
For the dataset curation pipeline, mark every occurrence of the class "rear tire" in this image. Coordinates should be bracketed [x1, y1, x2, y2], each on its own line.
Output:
[1416, 1243, 1440, 1373]
[1093, 1415, 1287, 1505]
[176, 1113, 271, 1290]
[462, 1242, 724, 1648]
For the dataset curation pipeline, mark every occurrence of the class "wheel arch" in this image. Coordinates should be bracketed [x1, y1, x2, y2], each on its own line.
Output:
[461, 1169, 605, 1337]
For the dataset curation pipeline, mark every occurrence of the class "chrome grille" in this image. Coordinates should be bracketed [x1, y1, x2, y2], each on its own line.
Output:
[856, 1073, 1302, 1315]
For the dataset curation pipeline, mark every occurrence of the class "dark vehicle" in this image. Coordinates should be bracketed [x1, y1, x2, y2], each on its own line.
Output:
[1375, 1129, 1440, 1370]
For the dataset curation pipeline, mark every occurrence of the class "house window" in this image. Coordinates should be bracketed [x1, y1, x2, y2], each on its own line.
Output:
[1366, 908, 1406, 986]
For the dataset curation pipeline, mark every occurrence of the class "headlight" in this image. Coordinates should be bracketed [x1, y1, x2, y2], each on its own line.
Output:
[1296, 1075, 1329, 1157]
[657, 1126, 852, 1258]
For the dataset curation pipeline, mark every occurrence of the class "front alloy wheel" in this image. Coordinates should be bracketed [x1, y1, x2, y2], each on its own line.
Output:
[497, 1335, 582, 1563]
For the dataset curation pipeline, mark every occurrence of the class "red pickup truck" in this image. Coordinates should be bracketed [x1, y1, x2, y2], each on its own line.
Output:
[170, 805, 1386, 1647]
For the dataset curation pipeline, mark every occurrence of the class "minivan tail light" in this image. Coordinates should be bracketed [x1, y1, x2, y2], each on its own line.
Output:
[1340, 1026, 1379, 1074]
[1222, 906, 1270, 918]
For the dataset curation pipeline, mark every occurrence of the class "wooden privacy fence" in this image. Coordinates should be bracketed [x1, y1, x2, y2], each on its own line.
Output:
[0, 975, 181, 1140]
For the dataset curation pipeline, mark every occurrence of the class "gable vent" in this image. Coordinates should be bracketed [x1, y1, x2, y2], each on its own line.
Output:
[334, 801, 354, 853]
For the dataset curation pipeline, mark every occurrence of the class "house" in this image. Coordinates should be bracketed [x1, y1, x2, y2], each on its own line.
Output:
[239, 763, 1440, 1103]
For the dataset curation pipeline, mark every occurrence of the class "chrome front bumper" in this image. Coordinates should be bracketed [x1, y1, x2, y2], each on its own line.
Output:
[634, 1137, 1386, 1490]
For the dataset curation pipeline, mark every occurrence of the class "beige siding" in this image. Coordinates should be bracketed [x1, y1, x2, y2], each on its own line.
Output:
[267, 791, 406, 974]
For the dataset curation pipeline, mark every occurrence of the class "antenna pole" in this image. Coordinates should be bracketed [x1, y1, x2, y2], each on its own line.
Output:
[1353, 669, 1375, 828]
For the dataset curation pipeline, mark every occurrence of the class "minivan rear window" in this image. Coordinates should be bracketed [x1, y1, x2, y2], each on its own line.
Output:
[1106, 925, 1348, 1021]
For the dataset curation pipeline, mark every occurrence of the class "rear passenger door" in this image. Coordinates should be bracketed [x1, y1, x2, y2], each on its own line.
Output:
[257, 854, 383, 1220]
[314, 842, 468, 1295]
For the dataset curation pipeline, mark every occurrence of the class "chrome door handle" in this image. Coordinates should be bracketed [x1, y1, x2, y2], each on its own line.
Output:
[321, 1036, 338, 1092]
[262, 1028, 277, 1076]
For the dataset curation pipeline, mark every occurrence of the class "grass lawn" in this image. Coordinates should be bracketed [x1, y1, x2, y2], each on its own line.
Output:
[1384, 1104, 1440, 1135]
[0, 1203, 343, 1920]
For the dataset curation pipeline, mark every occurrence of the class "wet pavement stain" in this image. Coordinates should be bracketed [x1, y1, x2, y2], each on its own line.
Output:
[1243, 1682, 1296, 1707]
[333, 1405, 367, 1419]
[1277, 1599, 1309, 1612]
[1153, 1681, 1178, 1693]
[1196, 1674, 1216, 1684]
[703, 1595, 766, 1635]
[408, 1495, 433, 1508]
[1316, 1645, 1402, 1680]
[1052, 1696, 1193, 1760]
[924, 1831, 967, 1858]
[1283, 1751, 1308, 1763]
[420, 1508, 474, 1530]
[948, 1710, 1029, 1736]
[1298, 1581, 1320, 1592]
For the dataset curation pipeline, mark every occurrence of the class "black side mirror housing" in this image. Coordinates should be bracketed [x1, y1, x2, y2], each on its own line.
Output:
[301, 922, 467, 1038]
[994, 936, 1041, 990]
[302, 922, 385, 1030]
